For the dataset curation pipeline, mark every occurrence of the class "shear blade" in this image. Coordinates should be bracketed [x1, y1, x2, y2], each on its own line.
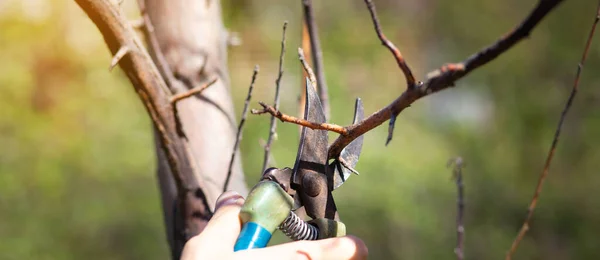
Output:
[292, 78, 328, 189]
[331, 98, 364, 190]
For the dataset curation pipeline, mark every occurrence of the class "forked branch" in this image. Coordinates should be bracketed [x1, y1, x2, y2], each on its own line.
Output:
[253, 0, 564, 160]
[326, 0, 564, 159]
[505, 2, 600, 259]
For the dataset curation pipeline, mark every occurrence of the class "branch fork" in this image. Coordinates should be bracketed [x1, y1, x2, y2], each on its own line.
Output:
[252, 0, 565, 161]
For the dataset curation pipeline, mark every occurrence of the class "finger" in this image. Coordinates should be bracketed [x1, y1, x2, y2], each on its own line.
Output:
[198, 191, 245, 247]
[215, 191, 244, 212]
[234, 235, 368, 260]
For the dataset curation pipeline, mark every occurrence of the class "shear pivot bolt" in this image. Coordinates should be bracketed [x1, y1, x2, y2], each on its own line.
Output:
[302, 172, 324, 197]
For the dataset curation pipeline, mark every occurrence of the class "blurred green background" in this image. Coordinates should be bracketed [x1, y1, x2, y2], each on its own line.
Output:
[1, 0, 599, 259]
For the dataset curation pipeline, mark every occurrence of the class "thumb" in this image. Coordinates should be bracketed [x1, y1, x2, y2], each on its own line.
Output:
[197, 191, 245, 247]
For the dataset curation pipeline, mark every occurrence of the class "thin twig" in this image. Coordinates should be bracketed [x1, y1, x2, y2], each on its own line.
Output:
[224, 65, 259, 192]
[260, 22, 288, 174]
[301, 0, 329, 120]
[448, 157, 465, 260]
[339, 157, 360, 175]
[136, 0, 179, 93]
[364, 0, 416, 89]
[298, 48, 317, 91]
[259, 138, 279, 168]
[506, 2, 600, 259]
[249, 1, 564, 160]
[170, 78, 218, 104]
[252, 102, 347, 135]
[298, 20, 312, 121]
[170, 78, 218, 138]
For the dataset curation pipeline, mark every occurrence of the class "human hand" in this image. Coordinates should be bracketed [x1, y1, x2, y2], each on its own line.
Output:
[181, 191, 368, 260]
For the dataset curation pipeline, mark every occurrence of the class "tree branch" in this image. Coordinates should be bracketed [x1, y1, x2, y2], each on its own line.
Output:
[74, 1, 212, 257]
[298, 20, 312, 121]
[301, 0, 330, 119]
[298, 48, 317, 92]
[170, 78, 218, 138]
[364, 0, 416, 89]
[506, 2, 600, 259]
[252, 102, 347, 135]
[250, 0, 564, 160]
[261, 22, 288, 174]
[224, 65, 258, 192]
[327, 0, 565, 160]
[136, 0, 180, 93]
[169, 78, 218, 104]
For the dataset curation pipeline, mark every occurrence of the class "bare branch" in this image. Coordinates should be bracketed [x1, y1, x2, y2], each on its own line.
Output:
[506, 2, 600, 259]
[301, 0, 330, 119]
[224, 65, 259, 192]
[298, 48, 317, 91]
[252, 102, 347, 135]
[261, 22, 288, 174]
[298, 20, 312, 120]
[448, 157, 465, 260]
[169, 78, 218, 104]
[169, 78, 218, 138]
[327, 0, 565, 160]
[364, 0, 416, 89]
[136, 0, 180, 93]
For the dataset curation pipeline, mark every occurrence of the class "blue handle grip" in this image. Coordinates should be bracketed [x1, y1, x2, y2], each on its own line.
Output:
[234, 222, 272, 251]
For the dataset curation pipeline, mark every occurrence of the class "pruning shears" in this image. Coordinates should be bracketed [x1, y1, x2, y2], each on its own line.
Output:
[234, 78, 364, 251]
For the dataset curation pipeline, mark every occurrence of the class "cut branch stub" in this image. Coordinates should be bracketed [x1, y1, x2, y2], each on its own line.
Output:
[109, 45, 130, 71]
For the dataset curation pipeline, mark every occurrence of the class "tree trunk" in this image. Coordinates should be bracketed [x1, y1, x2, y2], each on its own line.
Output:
[143, 0, 248, 257]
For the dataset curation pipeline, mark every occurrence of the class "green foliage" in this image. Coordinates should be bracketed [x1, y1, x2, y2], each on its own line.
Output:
[1, 0, 599, 259]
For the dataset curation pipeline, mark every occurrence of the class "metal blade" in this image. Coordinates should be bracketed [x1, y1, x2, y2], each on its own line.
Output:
[332, 98, 364, 189]
[291, 78, 328, 211]
[292, 78, 328, 183]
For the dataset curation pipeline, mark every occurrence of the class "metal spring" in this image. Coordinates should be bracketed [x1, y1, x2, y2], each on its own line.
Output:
[279, 211, 319, 241]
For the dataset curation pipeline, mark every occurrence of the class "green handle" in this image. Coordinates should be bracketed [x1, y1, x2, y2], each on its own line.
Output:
[234, 181, 293, 251]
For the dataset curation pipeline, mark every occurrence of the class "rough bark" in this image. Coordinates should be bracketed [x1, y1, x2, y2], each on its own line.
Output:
[74, 0, 248, 258]
[143, 0, 249, 256]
